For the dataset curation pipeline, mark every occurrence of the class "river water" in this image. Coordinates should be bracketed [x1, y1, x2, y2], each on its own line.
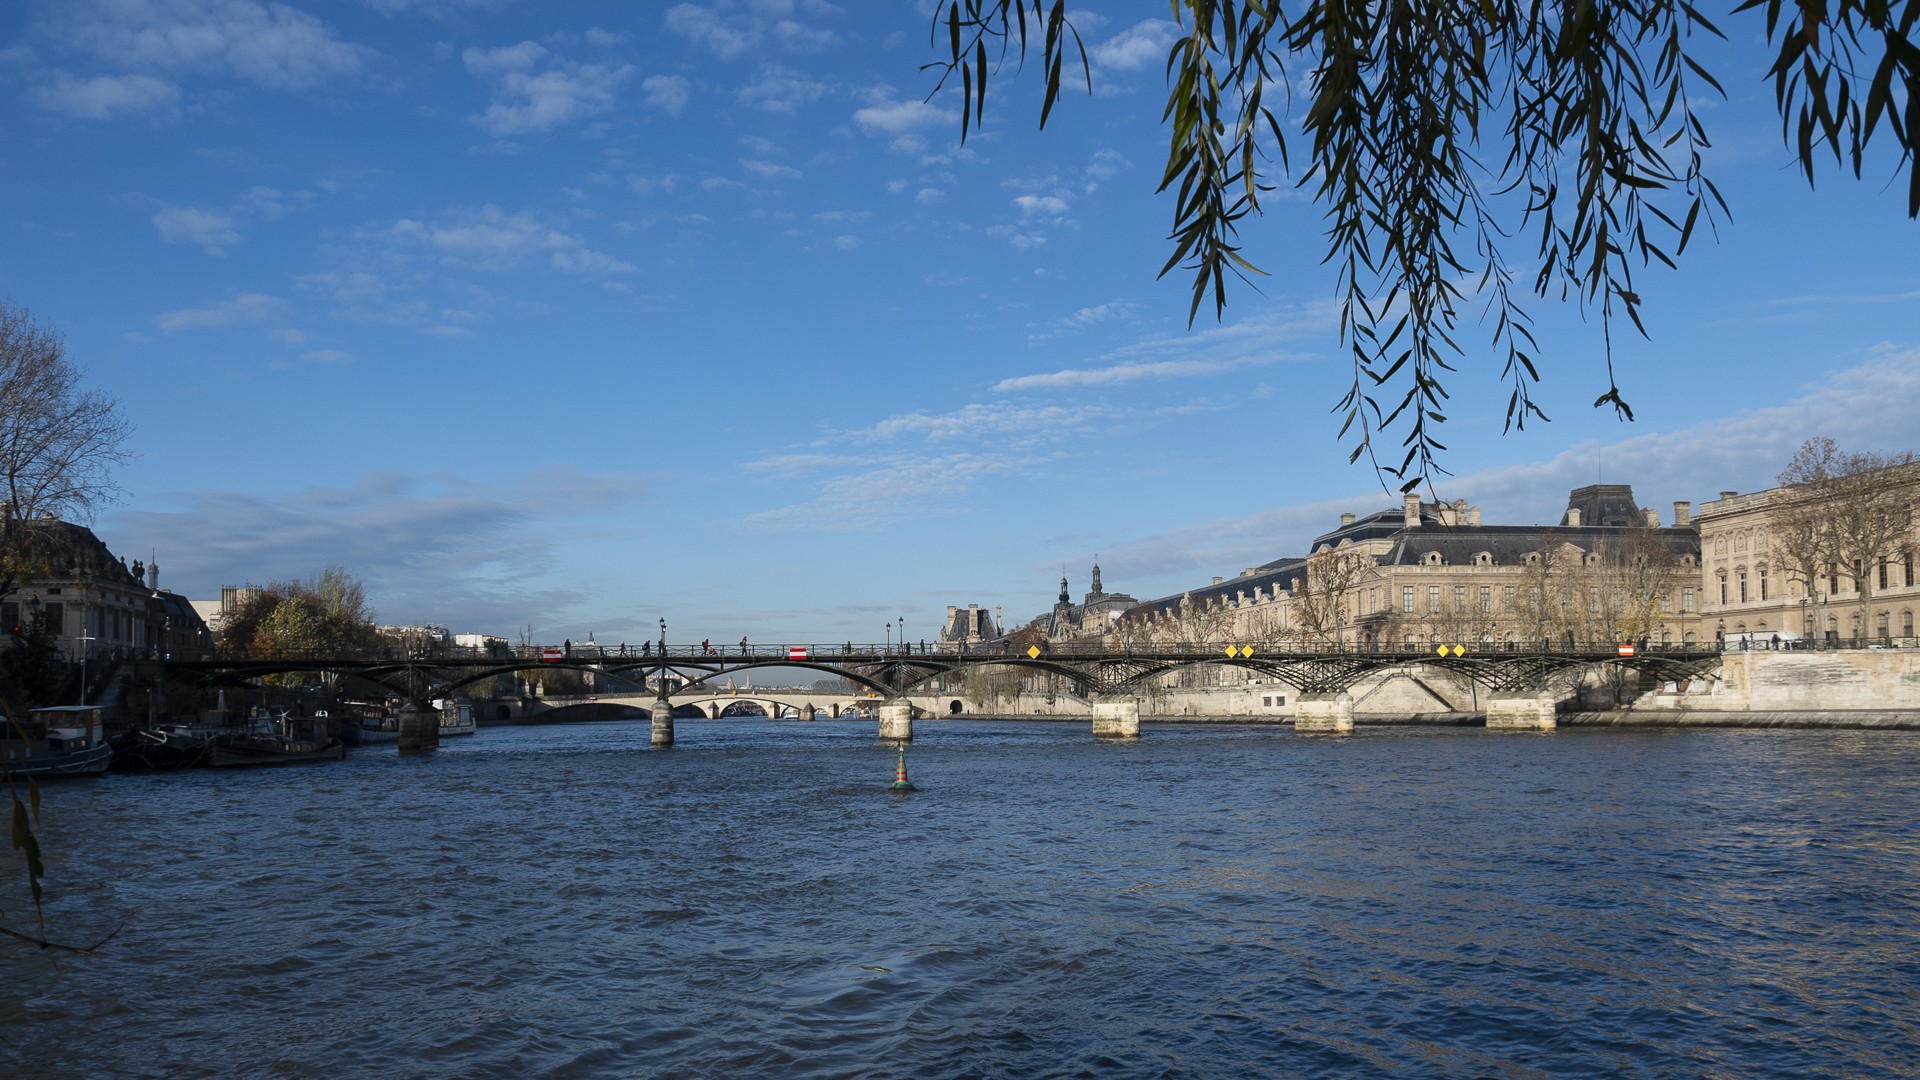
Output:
[5, 719, 1920, 1077]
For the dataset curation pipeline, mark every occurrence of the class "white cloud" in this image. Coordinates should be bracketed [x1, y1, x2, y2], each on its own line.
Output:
[462, 40, 547, 76]
[735, 63, 831, 112]
[744, 453, 1017, 528]
[36, 71, 180, 118]
[664, 1, 839, 61]
[1014, 193, 1071, 219]
[150, 205, 241, 252]
[584, 27, 628, 47]
[153, 292, 288, 331]
[41, 0, 378, 92]
[101, 467, 652, 629]
[462, 41, 634, 136]
[995, 356, 1274, 392]
[741, 159, 803, 181]
[385, 205, 634, 275]
[1092, 20, 1177, 73]
[852, 97, 954, 136]
[141, 184, 316, 252]
[642, 73, 691, 113]
[550, 249, 638, 274]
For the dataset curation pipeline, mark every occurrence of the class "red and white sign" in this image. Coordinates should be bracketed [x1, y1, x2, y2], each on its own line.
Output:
[541, 646, 565, 663]
[788, 647, 809, 661]
[1617, 643, 1636, 657]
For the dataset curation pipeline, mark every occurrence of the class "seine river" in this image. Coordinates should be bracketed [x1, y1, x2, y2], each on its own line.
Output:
[6, 720, 1920, 1077]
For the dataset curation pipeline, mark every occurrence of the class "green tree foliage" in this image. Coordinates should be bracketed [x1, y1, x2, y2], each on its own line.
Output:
[1, 611, 65, 709]
[215, 567, 380, 659]
[926, 1, 1920, 487]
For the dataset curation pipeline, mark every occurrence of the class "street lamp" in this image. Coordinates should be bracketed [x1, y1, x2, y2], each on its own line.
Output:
[77, 625, 96, 705]
[656, 617, 668, 697]
[899, 617, 906, 655]
[884, 623, 891, 654]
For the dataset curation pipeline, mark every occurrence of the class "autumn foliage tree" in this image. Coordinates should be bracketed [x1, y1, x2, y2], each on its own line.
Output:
[215, 568, 379, 659]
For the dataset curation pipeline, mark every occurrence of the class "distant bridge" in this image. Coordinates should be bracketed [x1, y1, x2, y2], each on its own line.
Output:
[161, 640, 1723, 744]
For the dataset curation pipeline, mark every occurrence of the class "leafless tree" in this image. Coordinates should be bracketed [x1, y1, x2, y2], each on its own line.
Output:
[1772, 438, 1918, 642]
[0, 299, 132, 601]
[1293, 546, 1375, 647]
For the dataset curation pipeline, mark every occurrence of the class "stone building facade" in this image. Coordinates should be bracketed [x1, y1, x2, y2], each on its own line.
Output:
[1695, 463, 1920, 646]
[1119, 485, 1706, 652]
[2, 518, 209, 665]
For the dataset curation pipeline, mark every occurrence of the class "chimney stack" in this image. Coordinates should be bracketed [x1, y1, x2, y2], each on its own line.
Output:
[1567, 507, 1582, 527]
[1403, 493, 1421, 528]
[1674, 500, 1691, 527]
[1340, 512, 1355, 526]
[1645, 508, 1660, 527]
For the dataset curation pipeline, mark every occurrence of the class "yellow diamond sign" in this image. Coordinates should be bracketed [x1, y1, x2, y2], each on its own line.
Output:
[1027, 645, 1041, 659]
[1241, 644, 1255, 658]
[1225, 645, 1239, 658]
[1436, 644, 1450, 657]
[1454, 644, 1466, 657]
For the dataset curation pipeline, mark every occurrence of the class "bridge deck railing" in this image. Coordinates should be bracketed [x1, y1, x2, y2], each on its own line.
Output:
[167, 640, 1789, 665]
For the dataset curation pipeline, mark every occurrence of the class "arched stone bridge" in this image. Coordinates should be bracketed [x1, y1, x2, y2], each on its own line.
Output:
[162, 641, 1722, 746]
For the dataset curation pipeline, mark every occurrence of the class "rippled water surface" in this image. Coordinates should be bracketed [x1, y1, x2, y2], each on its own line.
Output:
[6, 719, 1920, 1077]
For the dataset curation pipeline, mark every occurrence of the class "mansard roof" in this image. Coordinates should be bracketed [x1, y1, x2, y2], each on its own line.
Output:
[1126, 556, 1308, 620]
[1378, 523, 1699, 566]
[1562, 483, 1645, 528]
[1121, 484, 1700, 621]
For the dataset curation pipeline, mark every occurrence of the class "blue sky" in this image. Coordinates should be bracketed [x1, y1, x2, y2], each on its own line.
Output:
[3, 1, 1916, 647]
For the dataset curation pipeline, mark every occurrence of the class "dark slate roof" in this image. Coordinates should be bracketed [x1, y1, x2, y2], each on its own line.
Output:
[9, 519, 146, 590]
[1379, 523, 1699, 566]
[1120, 486, 1701, 622]
[1126, 557, 1308, 620]
[1562, 484, 1644, 528]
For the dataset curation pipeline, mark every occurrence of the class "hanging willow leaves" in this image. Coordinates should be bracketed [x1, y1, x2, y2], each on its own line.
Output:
[924, 1, 1920, 489]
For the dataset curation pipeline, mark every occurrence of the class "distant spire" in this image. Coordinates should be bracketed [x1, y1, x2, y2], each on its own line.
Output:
[1058, 574, 1070, 604]
[1090, 558, 1103, 596]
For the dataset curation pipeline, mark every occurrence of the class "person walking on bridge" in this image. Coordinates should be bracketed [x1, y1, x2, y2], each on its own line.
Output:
[739, 636, 749, 655]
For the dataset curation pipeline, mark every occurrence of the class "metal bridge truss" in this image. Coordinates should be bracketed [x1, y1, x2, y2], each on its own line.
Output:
[163, 647, 1725, 705]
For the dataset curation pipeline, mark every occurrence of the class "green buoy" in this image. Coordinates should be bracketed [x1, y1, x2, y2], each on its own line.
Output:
[890, 746, 918, 792]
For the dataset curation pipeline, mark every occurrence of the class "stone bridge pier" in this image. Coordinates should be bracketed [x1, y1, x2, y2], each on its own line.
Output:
[397, 701, 439, 752]
[1486, 693, 1558, 731]
[878, 701, 913, 740]
[1091, 696, 1140, 739]
[651, 697, 675, 747]
[1295, 692, 1355, 734]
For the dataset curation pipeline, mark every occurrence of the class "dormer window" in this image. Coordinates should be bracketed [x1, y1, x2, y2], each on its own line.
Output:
[1473, 551, 1493, 566]
[1423, 551, 1445, 566]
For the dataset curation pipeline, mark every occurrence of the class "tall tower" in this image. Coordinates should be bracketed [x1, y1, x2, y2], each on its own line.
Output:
[1059, 575, 1070, 603]
[1090, 560, 1103, 597]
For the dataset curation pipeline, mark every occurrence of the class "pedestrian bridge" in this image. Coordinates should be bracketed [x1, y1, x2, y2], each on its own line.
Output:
[162, 640, 1723, 746]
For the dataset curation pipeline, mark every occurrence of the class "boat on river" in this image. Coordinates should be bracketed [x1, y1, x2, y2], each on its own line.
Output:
[110, 724, 211, 771]
[3, 706, 113, 778]
[205, 709, 345, 768]
[439, 702, 476, 737]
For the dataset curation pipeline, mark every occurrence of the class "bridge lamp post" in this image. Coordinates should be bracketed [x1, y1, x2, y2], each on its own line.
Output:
[899, 617, 905, 654]
[884, 623, 891, 654]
